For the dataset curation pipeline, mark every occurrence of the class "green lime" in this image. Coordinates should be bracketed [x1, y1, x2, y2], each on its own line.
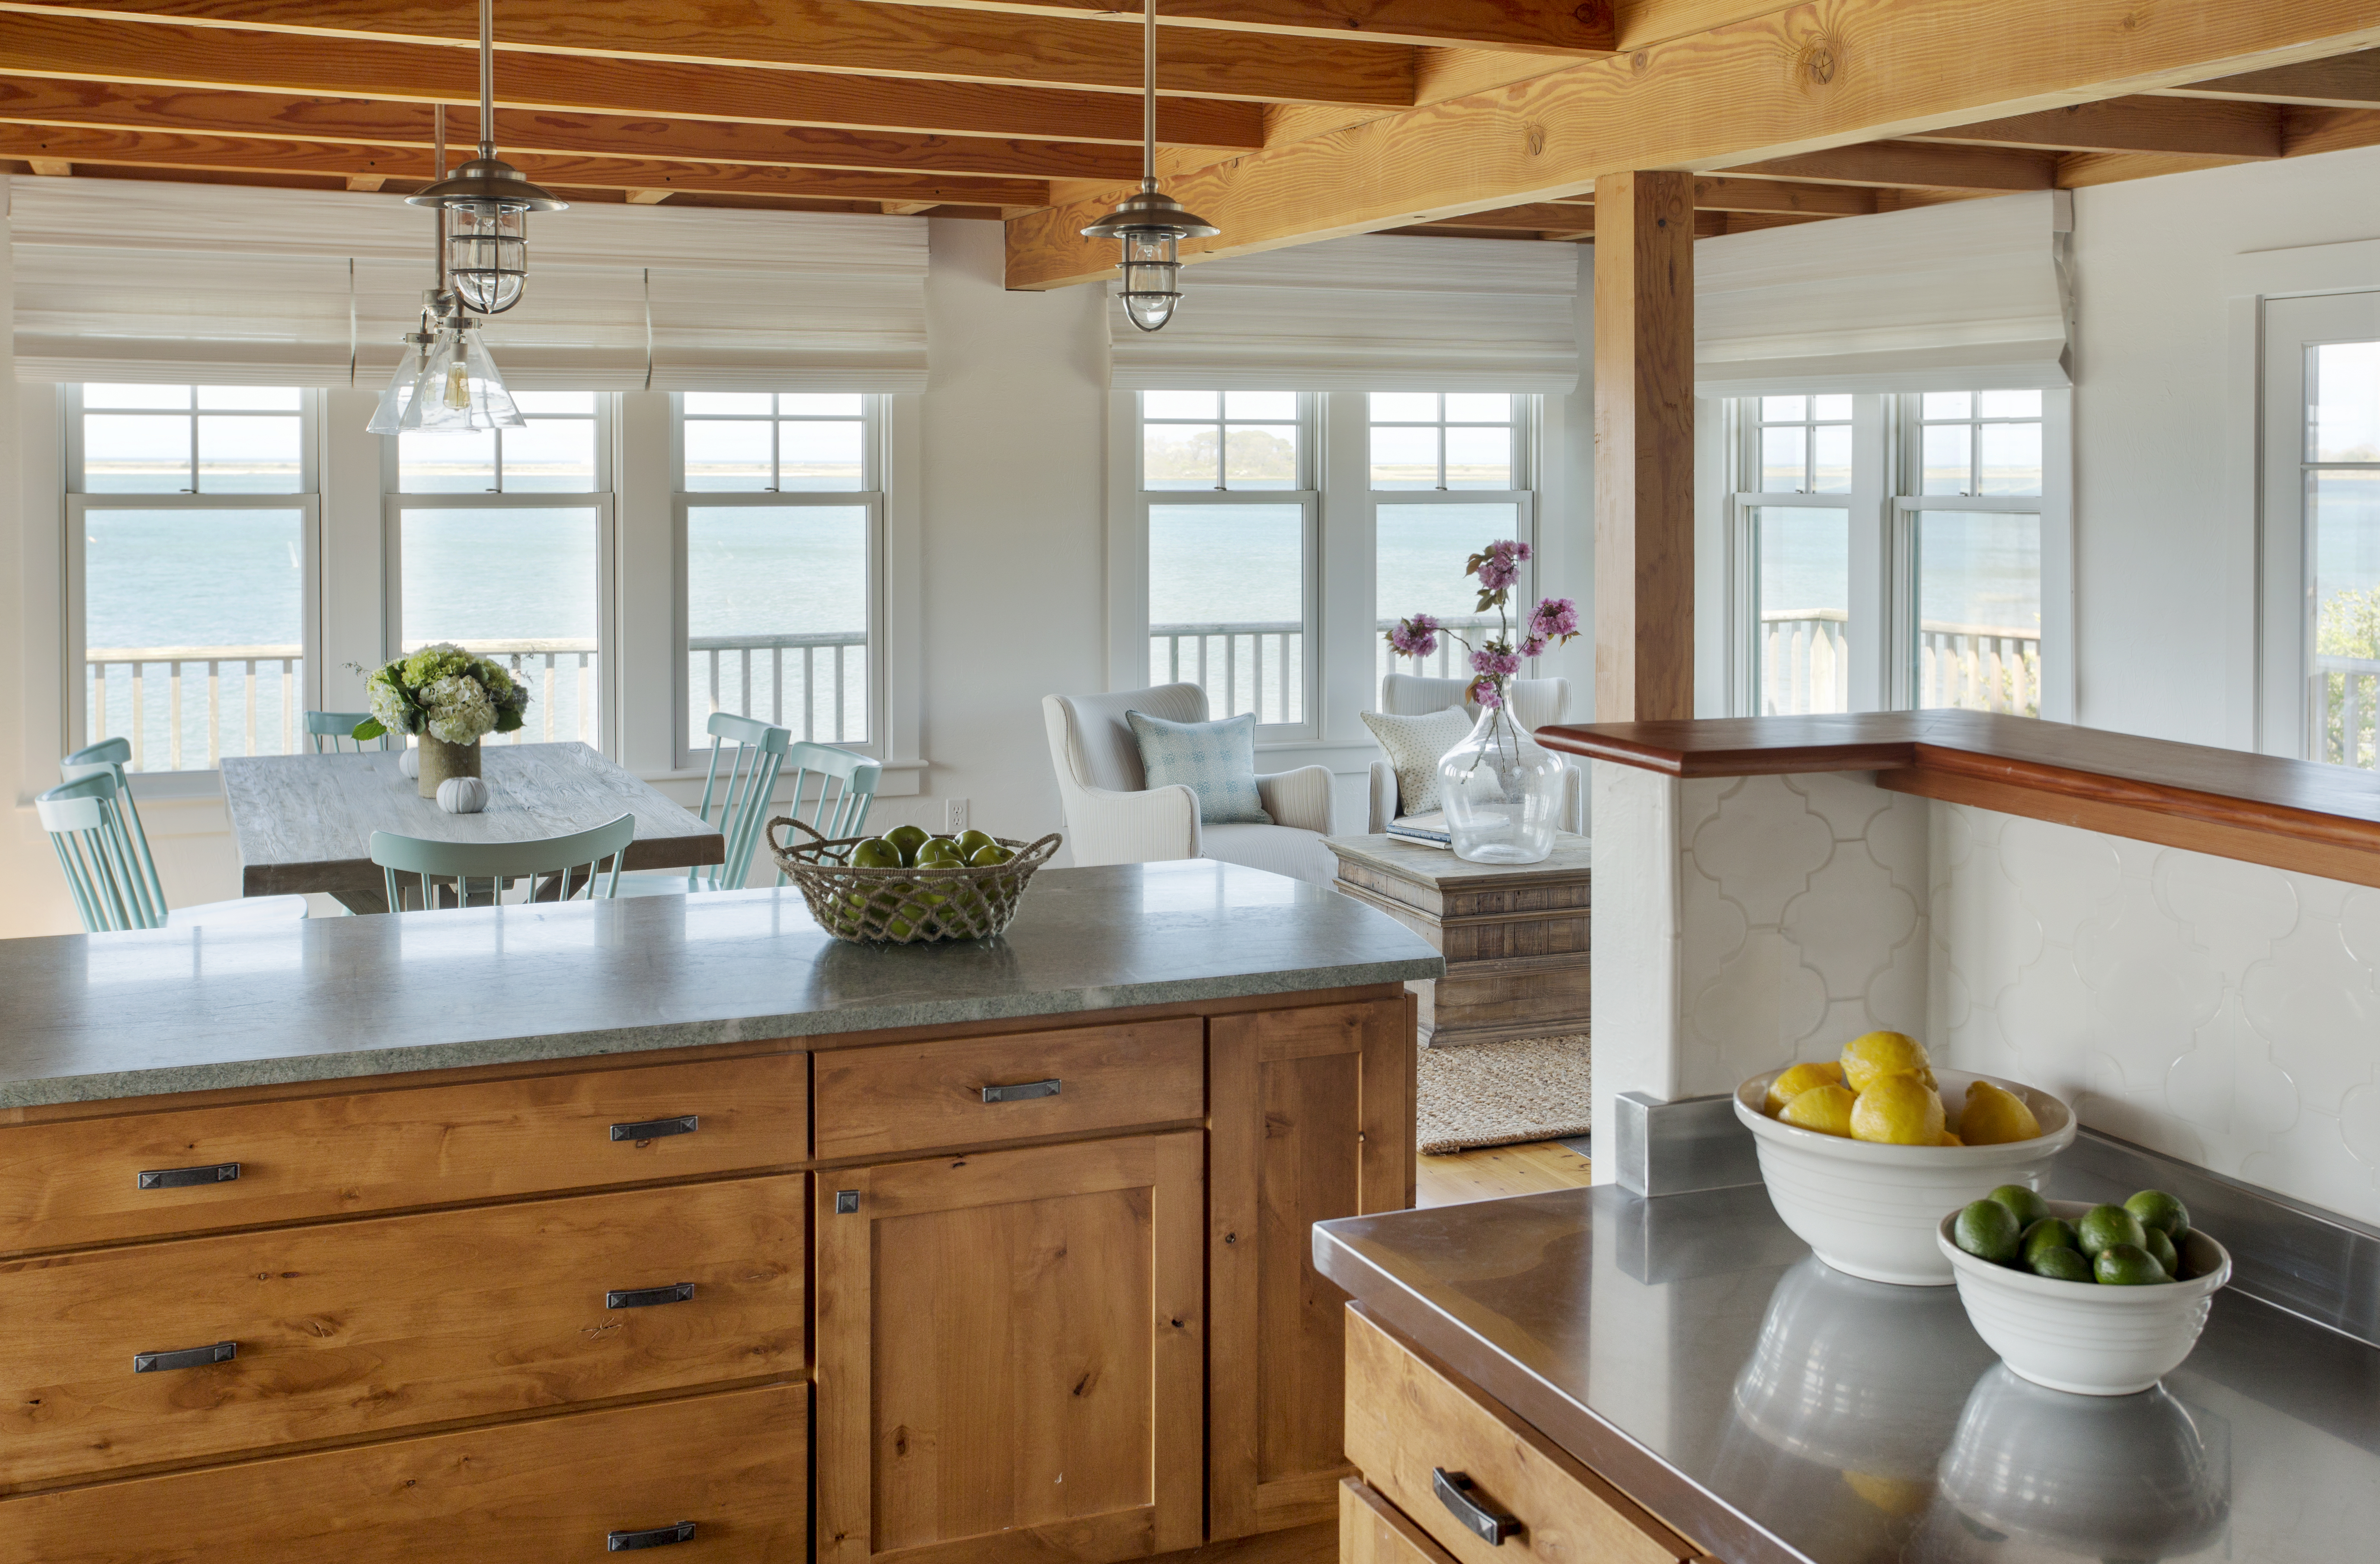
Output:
[2094, 1243, 2171, 1285]
[2020, 1217, 2079, 1265]
[1987, 1184, 2050, 1230]
[956, 829, 998, 858]
[968, 843, 1014, 866]
[2077, 1203, 2147, 1259]
[851, 838, 902, 869]
[1953, 1199, 2023, 1264]
[2143, 1227, 2179, 1278]
[2028, 1246, 2095, 1283]
[2125, 1189, 2190, 1238]
[884, 824, 930, 865]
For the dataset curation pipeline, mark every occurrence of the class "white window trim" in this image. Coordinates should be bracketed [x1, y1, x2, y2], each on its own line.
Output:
[665, 393, 892, 772]
[1725, 393, 1886, 717]
[61, 385, 325, 781]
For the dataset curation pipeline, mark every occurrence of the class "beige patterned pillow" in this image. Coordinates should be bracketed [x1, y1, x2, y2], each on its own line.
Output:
[1361, 706, 1473, 818]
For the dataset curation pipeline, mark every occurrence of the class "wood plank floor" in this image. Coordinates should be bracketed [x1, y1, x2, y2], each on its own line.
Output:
[1414, 1140, 1593, 1208]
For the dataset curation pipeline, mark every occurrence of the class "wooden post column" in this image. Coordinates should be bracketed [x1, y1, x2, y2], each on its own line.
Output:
[1593, 170, 1697, 723]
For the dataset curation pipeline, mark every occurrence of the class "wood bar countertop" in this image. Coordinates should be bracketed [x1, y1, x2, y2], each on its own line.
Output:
[1536, 710, 2380, 889]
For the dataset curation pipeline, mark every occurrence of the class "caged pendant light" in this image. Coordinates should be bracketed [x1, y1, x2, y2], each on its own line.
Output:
[1081, 0, 1218, 332]
[366, 103, 527, 435]
[405, 0, 564, 315]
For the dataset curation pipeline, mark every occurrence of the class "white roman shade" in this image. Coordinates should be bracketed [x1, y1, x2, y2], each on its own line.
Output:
[1108, 234, 1582, 393]
[1695, 190, 2074, 397]
[9, 176, 929, 391]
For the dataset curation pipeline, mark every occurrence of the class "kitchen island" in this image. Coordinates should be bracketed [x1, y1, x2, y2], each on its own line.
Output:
[0, 861, 1442, 1563]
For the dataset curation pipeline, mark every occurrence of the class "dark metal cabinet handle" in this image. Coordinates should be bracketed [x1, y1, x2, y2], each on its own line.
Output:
[134, 1341, 237, 1374]
[981, 1078, 1060, 1104]
[605, 1283, 695, 1311]
[610, 1115, 698, 1143]
[607, 1521, 696, 1551]
[137, 1162, 240, 1190]
[1433, 1468, 1521, 1546]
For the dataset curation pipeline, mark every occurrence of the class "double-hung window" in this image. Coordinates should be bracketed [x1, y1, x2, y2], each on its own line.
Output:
[1372, 393, 1536, 690]
[1734, 395, 1856, 715]
[66, 384, 318, 772]
[1136, 390, 1317, 732]
[388, 392, 610, 748]
[674, 393, 881, 765]
[1898, 391, 2047, 716]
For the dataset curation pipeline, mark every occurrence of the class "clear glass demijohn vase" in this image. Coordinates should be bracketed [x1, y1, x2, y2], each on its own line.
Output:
[1436, 702, 1565, 864]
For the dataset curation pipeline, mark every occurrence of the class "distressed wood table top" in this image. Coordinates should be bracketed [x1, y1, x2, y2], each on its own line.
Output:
[221, 743, 723, 909]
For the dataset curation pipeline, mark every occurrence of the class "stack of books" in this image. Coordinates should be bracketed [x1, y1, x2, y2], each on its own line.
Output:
[1385, 811, 1450, 847]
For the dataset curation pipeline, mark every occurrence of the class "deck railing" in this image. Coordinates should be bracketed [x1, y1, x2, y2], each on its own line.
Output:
[1918, 621, 2041, 717]
[85, 644, 304, 772]
[2319, 654, 2380, 769]
[691, 631, 869, 745]
[1152, 621, 1304, 725]
[1760, 609, 1849, 715]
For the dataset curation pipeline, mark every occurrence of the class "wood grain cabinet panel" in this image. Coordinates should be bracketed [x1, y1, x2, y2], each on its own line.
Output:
[812, 1020, 1204, 1161]
[1343, 1310, 1700, 1564]
[1211, 999, 1411, 1539]
[0, 1176, 804, 1489]
[0, 1053, 807, 1255]
[815, 1134, 1204, 1564]
[1341, 1478, 1460, 1564]
[0, 1381, 809, 1564]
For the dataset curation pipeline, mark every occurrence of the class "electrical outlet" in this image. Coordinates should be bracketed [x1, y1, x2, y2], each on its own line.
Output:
[946, 797, 969, 833]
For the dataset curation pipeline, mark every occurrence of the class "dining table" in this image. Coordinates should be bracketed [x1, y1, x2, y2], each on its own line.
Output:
[220, 742, 726, 913]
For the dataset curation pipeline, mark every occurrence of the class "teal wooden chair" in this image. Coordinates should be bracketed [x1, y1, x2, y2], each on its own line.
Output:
[370, 813, 636, 912]
[58, 737, 165, 921]
[305, 711, 387, 753]
[39, 770, 307, 932]
[780, 742, 882, 872]
[619, 713, 800, 896]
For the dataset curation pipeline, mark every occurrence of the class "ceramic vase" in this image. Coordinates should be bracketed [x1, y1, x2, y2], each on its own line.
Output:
[416, 733, 481, 798]
[1437, 703, 1563, 864]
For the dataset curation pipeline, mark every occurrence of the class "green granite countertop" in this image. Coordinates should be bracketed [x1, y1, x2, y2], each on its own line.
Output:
[0, 862, 1443, 1109]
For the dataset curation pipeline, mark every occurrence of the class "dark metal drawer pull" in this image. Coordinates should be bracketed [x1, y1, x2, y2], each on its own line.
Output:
[134, 1341, 237, 1374]
[1433, 1468, 1520, 1546]
[137, 1162, 241, 1190]
[607, 1521, 696, 1551]
[610, 1115, 699, 1142]
[606, 1283, 696, 1311]
[981, 1077, 1060, 1104]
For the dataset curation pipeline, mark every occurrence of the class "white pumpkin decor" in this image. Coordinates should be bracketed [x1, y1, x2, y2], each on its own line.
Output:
[436, 776, 490, 814]
[398, 746, 421, 779]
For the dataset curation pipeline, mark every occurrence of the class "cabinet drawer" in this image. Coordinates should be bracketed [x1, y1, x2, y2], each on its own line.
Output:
[0, 1381, 807, 1564]
[0, 1052, 807, 1255]
[0, 1176, 804, 1488]
[1343, 1478, 1460, 1564]
[812, 1019, 1203, 1160]
[1343, 1310, 1699, 1564]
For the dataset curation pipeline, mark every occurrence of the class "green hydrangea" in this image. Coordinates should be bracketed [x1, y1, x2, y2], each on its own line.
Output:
[351, 643, 530, 743]
[400, 644, 472, 687]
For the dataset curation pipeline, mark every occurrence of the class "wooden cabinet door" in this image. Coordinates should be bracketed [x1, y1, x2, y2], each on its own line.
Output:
[1210, 998, 1413, 1539]
[815, 1133, 1204, 1564]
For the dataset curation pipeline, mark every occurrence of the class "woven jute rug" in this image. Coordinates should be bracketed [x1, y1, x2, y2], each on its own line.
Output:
[1416, 1032, 1592, 1155]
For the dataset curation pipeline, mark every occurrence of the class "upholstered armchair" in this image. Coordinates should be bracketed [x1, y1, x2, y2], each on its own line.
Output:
[1365, 673, 1584, 834]
[1041, 682, 1339, 884]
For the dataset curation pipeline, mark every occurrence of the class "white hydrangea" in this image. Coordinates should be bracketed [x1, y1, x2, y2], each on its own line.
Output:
[367, 676, 416, 736]
[421, 674, 497, 745]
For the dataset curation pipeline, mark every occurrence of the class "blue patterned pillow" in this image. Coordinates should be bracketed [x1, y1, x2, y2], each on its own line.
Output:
[1126, 709, 1273, 825]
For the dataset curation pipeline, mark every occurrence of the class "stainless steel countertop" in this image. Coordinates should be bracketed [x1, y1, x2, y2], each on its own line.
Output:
[1316, 1183, 2380, 1564]
[0, 860, 1443, 1108]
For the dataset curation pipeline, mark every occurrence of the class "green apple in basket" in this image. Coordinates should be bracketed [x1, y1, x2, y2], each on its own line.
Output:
[883, 824, 931, 866]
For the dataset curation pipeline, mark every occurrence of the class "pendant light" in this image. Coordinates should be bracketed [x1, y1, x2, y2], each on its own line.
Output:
[1081, 0, 1218, 332]
[366, 104, 526, 434]
[405, 0, 564, 314]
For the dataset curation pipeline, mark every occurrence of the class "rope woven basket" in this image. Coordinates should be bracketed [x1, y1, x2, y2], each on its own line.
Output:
[768, 817, 1062, 944]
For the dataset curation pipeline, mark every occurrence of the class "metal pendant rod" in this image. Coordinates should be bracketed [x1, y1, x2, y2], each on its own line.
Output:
[479, 0, 496, 158]
[432, 102, 448, 298]
[1142, 0, 1155, 190]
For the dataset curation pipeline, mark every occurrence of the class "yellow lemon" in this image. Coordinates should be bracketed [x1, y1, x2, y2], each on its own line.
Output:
[1763, 1060, 1847, 1115]
[1841, 1030, 1935, 1093]
[1776, 1083, 1857, 1138]
[1937, 1130, 1964, 1147]
[1842, 1471, 1932, 1516]
[1959, 1080, 2042, 1146]
[1849, 1073, 1945, 1145]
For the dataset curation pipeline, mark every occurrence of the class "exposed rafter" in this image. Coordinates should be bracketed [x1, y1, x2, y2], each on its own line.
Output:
[861, 0, 1617, 54]
[2159, 47, 2380, 108]
[1905, 96, 2282, 158]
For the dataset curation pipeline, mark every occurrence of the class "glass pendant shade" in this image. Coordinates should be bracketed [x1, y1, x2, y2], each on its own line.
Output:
[1118, 234, 1182, 333]
[378, 321, 525, 433]
[365, 331, 438, 435]
[445, 201, 529, 314]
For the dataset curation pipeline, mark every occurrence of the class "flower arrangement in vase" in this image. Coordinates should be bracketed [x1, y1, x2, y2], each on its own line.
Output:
[352, 644, 531, 797]
[1385, 540, 1580, 863]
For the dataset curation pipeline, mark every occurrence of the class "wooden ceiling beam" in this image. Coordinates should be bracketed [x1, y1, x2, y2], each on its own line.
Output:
[1548, 174, 1879, 214]
[0, 16, 1268, 147]
[1906, 95, 2282, 157]
[1007, 0, 2380, 288]
[0, 0, 1416, 107]
[863, 0, 1614, 54]
[0, 76, 1147, 181]
[0, 123, 1052, 205]
[2157, 48, 2380, 108]
[1721, 142, 2058, 192]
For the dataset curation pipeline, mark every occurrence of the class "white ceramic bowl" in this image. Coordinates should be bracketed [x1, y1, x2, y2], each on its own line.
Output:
[1735, 1068, 2076, 1286]
[1936, 1199, 2232, 1396]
